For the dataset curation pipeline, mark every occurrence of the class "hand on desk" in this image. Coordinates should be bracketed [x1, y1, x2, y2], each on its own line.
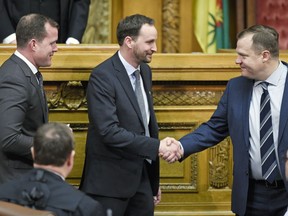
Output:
[159, 137, 183, 163]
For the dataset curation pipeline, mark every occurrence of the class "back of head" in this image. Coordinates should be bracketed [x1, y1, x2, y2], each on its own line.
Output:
[33, 122, 74, 167]
[116, 14, 154, 46]
[16, 13, 59, 49]
[237, 24, 279, 58]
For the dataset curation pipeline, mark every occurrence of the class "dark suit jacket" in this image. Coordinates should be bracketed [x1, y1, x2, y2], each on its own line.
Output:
[0, 0, 90, 43]
[0, 168, 105, 216]
[80, 52, 160, 198]
[0, 54, 48, 184]
[179, 62, 288, 215]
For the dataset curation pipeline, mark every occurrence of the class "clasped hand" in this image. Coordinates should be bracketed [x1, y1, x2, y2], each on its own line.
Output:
[159, 137, 183, 163]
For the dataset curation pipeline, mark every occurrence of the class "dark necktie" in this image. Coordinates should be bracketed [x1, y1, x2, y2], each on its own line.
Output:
[36, 71, 44, 96]
[259, 82, 278, 183]
[134, 70, 150, 137]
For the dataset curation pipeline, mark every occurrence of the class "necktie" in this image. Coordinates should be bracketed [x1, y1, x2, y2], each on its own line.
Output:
[35, 71, 48, 120]
[134, 70, 150, 137]
[259, 82, 278, 183]
[36, 71, 44, 96]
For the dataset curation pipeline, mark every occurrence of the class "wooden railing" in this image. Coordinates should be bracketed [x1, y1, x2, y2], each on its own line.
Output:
[4, 45, 287, 216]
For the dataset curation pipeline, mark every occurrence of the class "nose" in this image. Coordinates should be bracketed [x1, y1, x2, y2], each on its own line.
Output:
[152, 42, 157, 53]
[235, 55, 241, 64]
[53, 44, 58, 52]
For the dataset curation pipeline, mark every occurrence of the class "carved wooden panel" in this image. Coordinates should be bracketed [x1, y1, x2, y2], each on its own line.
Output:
[5, 45, 283, 215]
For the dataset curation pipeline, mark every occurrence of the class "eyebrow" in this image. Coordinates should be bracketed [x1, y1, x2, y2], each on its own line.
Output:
[236, 50, 248, 57]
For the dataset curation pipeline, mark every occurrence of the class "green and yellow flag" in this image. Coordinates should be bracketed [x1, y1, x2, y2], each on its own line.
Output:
[194, 0, 230, 53]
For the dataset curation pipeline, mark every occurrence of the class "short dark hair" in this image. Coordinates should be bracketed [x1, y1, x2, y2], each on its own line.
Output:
[237, 24, 279, 58]
[33, 122, 74, 166]
[16, 13, 59, 48]
[116, 14, 154, 46]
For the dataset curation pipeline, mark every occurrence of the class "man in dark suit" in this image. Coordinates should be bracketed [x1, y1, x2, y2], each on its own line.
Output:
[0, 0, 90, 44]
[0, 13, 58, 184]
[0, 122, 105, 216]
[79, 14, 181, 216]
[163, 25, 288, 216]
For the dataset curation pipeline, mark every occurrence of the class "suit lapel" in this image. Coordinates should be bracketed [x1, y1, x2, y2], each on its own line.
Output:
[242, 79, 254, 148]
[278, 69, 288, 144]
[11, 55, 48, 122]
[139, 65, 153, 113]
[112, 54, 144, 123]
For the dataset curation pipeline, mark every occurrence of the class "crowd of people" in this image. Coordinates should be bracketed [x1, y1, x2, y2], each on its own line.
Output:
[0, 5, 288, 216]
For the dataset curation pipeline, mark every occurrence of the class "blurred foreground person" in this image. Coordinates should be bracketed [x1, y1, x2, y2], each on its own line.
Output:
[0, 122, 105, 216]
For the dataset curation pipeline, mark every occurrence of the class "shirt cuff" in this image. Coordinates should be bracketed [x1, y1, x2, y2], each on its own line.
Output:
[179, 141, 184, 158]
[3, 33, 16, 44]
[65, 37, 80, 44]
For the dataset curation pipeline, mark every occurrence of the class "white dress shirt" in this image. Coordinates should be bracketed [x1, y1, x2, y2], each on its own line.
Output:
[14, 50, 38, 75]
[118, 51, 150, 126]
[249, 61, 287, 179]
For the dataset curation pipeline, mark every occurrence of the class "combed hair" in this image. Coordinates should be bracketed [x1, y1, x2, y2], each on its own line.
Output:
[237, 24, 279, 58]
[116, 14, 154, 46]
[16, 13, 59, 48]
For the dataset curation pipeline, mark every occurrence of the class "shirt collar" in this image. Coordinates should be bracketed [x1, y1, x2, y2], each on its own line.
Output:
[14, 50, 38, 75]
[118, 51, 140, 77]
[254, 61, 286, 87]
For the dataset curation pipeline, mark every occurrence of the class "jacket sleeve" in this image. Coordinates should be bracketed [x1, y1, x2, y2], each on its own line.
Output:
[0, 0, 15, 42]
[68, 0, 91, 41]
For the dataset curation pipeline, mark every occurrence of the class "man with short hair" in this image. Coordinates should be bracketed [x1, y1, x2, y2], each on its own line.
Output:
[0, 122, 105, 216]
[0, 13, 58, 184]
[172, 25, 288, 216]
[79, 14, 181, 216]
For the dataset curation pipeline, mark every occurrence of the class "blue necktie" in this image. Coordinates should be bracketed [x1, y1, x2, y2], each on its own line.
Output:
[259, 82, 278, 183]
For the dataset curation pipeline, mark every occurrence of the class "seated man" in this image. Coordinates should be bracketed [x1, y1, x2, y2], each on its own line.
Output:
[0, 122, 105, 216]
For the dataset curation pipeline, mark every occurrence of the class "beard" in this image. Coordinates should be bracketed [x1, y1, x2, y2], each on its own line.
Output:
[133, 48, 153, 64]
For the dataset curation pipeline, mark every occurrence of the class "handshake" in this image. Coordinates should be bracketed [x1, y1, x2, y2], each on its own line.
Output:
[159, 137, 183, 163]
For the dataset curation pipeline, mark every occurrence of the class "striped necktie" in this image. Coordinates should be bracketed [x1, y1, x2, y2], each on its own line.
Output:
[259, 82, 278, 183]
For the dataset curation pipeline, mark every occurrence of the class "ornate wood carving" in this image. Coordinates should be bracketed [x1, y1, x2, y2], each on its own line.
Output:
[45, 81, 225, 110]
[82, 0, 111, 43]
[46, 81, 87, 110]
[159, 122, 198, 192]
[2, 45, 261, 216]
[209, 138, 231, 189]
[162, 0, 180, 53]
